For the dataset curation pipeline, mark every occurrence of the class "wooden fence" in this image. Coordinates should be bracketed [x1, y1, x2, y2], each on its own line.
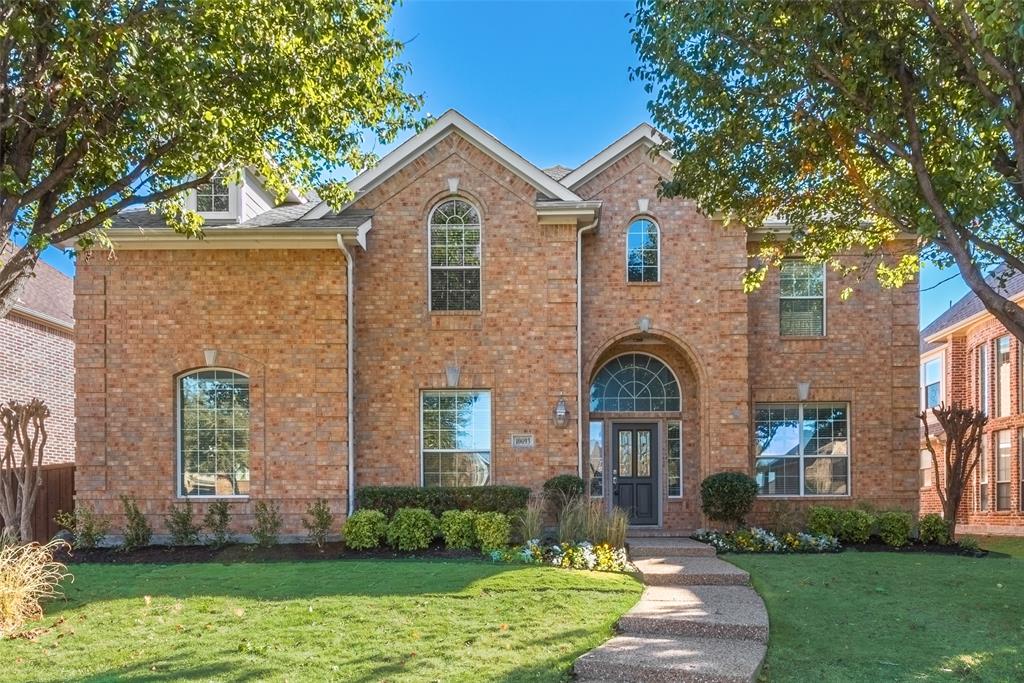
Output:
[1, 463, 75, 542]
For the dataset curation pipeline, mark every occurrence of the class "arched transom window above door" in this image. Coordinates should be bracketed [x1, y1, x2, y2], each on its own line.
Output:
[590, 353, 680, 412]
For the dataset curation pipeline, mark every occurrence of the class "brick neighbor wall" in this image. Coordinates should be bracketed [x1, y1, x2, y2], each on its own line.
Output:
[0, 313, 75, 464]
[74, 249, 349, 537]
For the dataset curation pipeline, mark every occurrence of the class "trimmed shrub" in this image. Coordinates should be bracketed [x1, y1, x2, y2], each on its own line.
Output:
[251, 501, 283, 548]
[120, 495, 152, 552]
[203, 501, 234, 549]
[440, 510, 478, 550]
[386, 508, 438, 551]
[165, 499, 202, 546]
[343, 510, 388, 550]
[475, 511, 512, 552]
[302, 499, 335, 549]
[918, 513, 951, 545]
[699, 472, 758, 526]
[542, 475, 585, 499]
[836, 508, 874, 544]
[806, 505, 842, 536]
[356, 486, 530, 517]
[0, 538, 70, 636]
[877, 511, 913, 548]
[55, 504, 110, 549]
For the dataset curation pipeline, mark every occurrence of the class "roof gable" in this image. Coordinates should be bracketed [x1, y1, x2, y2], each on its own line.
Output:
[561, 123, 672, 190]
[306, 110, 580, 219]
[922, 265, 1024, 342]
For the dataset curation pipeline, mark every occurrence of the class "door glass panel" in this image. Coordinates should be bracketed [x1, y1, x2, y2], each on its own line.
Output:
[637, 430, 651, 477]
[618, 430, 633, 477]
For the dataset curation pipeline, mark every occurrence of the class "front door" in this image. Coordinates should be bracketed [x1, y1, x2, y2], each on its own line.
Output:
[612, 423, 658, 525]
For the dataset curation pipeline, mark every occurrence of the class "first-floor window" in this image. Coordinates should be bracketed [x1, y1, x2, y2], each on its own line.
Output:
[667, 420, 682, 497]
[754, 402, 849, 496]
[920, 450, 934, 489]
[178, 369, 250, 496]
[996, 430, 1011, 510]
[421, 390, 491, 486]
[589, 421, 604, 497]
[978, 434, 989, 511]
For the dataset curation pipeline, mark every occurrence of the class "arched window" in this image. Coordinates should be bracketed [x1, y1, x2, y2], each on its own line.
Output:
[626, 218, 659, 283]
[590, 353, 680, 412]
[178, 369, 250, 497]
[429, 198, 481, 311]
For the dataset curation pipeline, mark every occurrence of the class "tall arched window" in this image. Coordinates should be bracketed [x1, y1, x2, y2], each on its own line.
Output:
[429, 198, 481, 311]
[626, 218, 659, 283]
[590, 353, 680, 412]
[178, 369, 250, 497]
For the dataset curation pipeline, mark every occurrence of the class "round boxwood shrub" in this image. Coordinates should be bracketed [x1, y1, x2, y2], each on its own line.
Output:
[343, 509, 388, 550]
[877, 510, 913, 548]
[474, 511, 512, 552]
[918, 513, 951, 545]
[806, 505, 842, 537]
[386, 508, 439, 551]
[837, 508, 874, 544]
[700, 472, 758, 526]
[440, 509, 478, 550]
[542, 474, 585, 500]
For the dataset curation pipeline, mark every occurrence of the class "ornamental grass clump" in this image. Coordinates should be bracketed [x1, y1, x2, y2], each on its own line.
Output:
[0, 538, 71, 639]
[343, 510, 388, 550]
[439, 510, 478, 550]
[386, 508, 438, 551]
[514, 497, 544, 543]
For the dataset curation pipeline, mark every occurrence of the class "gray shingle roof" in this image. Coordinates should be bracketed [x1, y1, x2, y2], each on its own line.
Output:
[920, 265, 1024, 348]
[109, 203, 370, 231]
[2, 244, 73, 325]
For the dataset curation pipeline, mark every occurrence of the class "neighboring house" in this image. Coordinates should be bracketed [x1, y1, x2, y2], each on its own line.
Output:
[74, 111, 919, 535]
[920, 268, 1024, 536]
[0, 245, 75, 464]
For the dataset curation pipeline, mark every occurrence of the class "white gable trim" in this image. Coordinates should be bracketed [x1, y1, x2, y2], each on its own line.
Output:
[306, 110, 580, 219]
[562, 123, 674, 190]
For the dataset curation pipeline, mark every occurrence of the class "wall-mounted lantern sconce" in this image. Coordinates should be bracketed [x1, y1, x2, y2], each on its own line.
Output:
[552, 396, 571, 428]
[445, 362, 461, 388]
[638, 316, 652, 334]
[203, 349, 218, 366]
[797, 381, 811, 402]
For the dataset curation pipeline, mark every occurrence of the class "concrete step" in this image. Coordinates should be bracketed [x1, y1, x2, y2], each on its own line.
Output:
[617, 586, 769, 643]
[626, 528, 698, 538]
[633, 557, 750, 587]
[573, 634, 766, 682]
[628, 537, 716, 559]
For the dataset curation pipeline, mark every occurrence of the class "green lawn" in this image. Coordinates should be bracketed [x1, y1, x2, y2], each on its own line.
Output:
[728, 537, 1024, 682]
[6, 559, 642, 682]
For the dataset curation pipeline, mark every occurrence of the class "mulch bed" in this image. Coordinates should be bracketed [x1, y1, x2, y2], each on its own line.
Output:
[844, 540, 986, 557]
[56, 542, 482, 565]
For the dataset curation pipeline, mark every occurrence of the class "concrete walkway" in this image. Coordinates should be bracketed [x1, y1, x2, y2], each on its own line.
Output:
[574, 538, 768, 682]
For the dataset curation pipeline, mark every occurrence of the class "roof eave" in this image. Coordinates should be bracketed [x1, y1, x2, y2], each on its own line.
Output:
[923, 289, 1024, 344]
[105, 222, 371, 250]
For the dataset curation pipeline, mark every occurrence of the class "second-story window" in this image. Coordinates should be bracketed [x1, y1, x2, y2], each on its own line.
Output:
[978, 344, 990, 416]
[779, 260, 825, 337]
[923, 357, 942, 409]
[996, 336, 1012, 417]
[429, 198, 481, 311]
[626, 218, 660, 283]
[196, 173, 230, 214]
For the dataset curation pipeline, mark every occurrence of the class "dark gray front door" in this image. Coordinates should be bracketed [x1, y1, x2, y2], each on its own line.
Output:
[612, 423, 658, 525]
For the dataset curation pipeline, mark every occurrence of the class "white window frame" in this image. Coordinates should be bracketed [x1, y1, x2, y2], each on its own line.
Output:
[779, 260, 827, 337]
[189, 173, 237, 219]
[427, 197, 483, 312]
[978, 433, 989, 511]
[419, 389, 492, 487]
[666, 419, 683, 498]
[978, 344, 990, 416]
[588, 420, 604, 498]
[625, 217, 661, 284]
[996, 336, 1012, 418]
[996, 430, 1012, 510]
[919, 450, 934, 489]
[176, 367, 251, 499]
[754, 401, 850, 497]
[921, 354, 943, 410]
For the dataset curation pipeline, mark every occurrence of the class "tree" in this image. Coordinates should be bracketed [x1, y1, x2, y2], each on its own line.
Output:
[0, 0, 421, 317]
[0, 399, 49, 542]
[631, 1, 1024, 340]
[919, 402, 986, 539]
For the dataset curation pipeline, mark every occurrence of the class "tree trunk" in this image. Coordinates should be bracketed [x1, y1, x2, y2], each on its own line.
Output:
[0, 244, 42, 320]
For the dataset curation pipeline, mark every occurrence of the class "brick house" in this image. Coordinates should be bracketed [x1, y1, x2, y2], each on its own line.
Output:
[1, 245, 75, 464]
[920, 268, 1024, 536]
[75, 111, 919, 536]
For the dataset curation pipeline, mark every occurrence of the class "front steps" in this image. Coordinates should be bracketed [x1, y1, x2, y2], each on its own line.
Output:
[575, 537, 768, 683]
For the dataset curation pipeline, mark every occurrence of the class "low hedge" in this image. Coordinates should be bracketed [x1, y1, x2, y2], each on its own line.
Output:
[343, 510, 388, 550]
[356, 486, 530, 517]
[387, 508, 439, 551]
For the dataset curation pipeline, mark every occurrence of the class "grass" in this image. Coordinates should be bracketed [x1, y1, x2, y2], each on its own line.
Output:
[727, 536, 1024, 682]
[4, 559, 642, 682]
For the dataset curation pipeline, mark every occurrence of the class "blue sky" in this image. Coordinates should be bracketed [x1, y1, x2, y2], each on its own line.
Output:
[39, 0, 967, 326]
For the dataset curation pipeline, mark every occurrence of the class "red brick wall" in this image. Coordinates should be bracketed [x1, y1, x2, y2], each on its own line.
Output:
[0, 313, 75, 464]
[74, 249, 348, 536]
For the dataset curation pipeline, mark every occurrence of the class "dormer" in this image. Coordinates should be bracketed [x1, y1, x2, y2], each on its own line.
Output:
[187, 172, 239, 220]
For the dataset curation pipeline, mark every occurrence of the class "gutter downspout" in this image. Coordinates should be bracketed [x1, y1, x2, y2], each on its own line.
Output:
[336, 235, 356, 515]
[576, 215, 599, 478]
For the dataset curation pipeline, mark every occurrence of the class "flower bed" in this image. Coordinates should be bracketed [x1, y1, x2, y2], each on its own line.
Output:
[490, 539, 629, 572]
[693, 527, 841, 554]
